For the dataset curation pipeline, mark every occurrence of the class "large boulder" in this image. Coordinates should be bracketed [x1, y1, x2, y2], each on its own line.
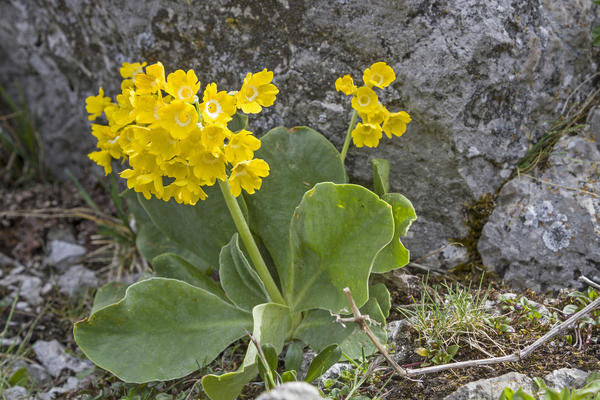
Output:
[0, 0, 597, 261]
[478, 133, 600, 292]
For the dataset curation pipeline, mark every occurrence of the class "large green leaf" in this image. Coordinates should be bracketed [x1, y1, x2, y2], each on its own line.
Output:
[124, 190, 206, 268]
[152, 253, 226, 300]
[372, 158, 390, 196]
[285, 182, 394, 312]
[294, 297, 386, 360]
[372, 193, 417, 273]
[245, 126, 347, 277]
[202, 303, 291, 400]
[137, 184, 245, 271]
[219, 234, 269, 311]
[90, 282, 127, 314]
[74, 278, 252, 383]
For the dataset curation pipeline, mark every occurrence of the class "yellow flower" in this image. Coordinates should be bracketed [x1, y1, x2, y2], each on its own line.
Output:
[236, 69, 279, 114]
[135, 62, 166, 94]
[228, 158, 270, 197]
[382, 111, 411, 138]
[351, 86, 379, 113]
[120, 168, 164, 200]
[85, 88, 112, 121]
[359, 103, 389, 126]
[162, 178, 208, 205]
[165, 69, 201, 102]
[88, 150, 113, 175]
[146, 128, 178, 161]
[201, 83, 237, 125]
[133, 93, 166, 124]
[335, 74, 357, 95]
[191, 149, 227, 185]
[201, 125, 231, 152]
[157, 100, 198, 139]
[351, 122, 383, 148]
[120, 62, 147, 79]
[224, 129, 261, 165]
[363, 62, 395, 89]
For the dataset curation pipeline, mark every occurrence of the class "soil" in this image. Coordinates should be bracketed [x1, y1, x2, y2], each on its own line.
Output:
[1, 181, 598, 400]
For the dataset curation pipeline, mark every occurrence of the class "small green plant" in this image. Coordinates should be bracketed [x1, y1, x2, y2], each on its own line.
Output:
[397, 277, 498, 365]
[0, 85, 48, 185]
[562, 287, 599, 348]
[74, 61, 416, 400]
[499, 372, 600, 400]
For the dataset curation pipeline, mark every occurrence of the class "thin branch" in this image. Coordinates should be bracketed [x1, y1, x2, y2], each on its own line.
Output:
[341, 287, 600, 377]
[342, 288, 410, 378]
[579, 275, 600, 290]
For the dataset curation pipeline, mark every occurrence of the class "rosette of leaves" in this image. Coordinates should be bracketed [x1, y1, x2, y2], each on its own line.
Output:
[74, 123, 416, 400]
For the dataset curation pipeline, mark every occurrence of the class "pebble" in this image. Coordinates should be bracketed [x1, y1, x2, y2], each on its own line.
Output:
[32, 340, 92, 377]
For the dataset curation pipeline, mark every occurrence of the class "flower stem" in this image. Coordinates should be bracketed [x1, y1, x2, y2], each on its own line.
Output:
[218, 180, 285, 305]
[340, 109, 358, 164]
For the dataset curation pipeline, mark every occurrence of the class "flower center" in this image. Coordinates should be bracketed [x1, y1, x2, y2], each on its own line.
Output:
[358, 95, 371, 107]
[245, 86, 258, 102]
[178, 86, 193, 99]
[175, 111, 191, 127]
[205, 100, 222, 119]
[371, 74, 383, 86]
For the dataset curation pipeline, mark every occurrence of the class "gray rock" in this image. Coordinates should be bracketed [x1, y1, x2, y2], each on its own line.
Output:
[0, 0, 596, 267]
[318, 362, 352, 383]
[543, 368, 590, 390]
[36, 377, 80, 400]
[9, 360, 53, 388]
[585, 106, 600, 145]
[256, 382, 323, 400]
[386, 319, 413, 362]
[444, 372, 535, 400]
[1, 386, 30, 400]
[32, 340, 92, 378]
[57, 265, 98, 298]
[479, 134, 600, 292]
[45, 240, 86, 270]
[0, 337, 22, 347]
[0, 269, 43, 306]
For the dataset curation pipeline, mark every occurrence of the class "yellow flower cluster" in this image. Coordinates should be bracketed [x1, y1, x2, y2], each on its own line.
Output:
[85, 62, 278, 205]
[335, 62, 412, 148]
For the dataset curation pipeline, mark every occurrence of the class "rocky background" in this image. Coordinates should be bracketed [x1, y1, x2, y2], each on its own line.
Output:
[0, 0, 599, 291]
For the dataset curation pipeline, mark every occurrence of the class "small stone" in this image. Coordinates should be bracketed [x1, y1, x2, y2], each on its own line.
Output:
[57, 265, 98, 298]
[443, 372, 535, 400]
[386, 319, 413, 362]
[317, 362, 352, 383]
[543, 368, 590, 390]
[1, 386, 29, 400]
[256, 382, 323, 400]
[0, 336, 22, 347]
[32, 340, 92, 377]
[0, 273, 43, 306]
[45, 240, 86, 269]
[37, 376, 80, 400]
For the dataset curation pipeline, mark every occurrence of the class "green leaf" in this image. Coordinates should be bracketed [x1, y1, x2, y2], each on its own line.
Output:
[372, 192, 417, 273]
[123, 190, 206, 269]
[91, 282, 128, 314]
[137, 183, 245, 271]
[245, 126, 347, 278]
[304, 344, 342, 383]
[74, 278, 252, 383]
[281, 370, 297, 383]
[372, 158, 390, 196]
[152, 253, 226, 300]
[294, 297, 387, 360]
[202, 303, 291, 400]
[369, 283, 391, 318]
[285, 341, 304, 372]
[227, 112, 249, 133]
[261, 343, 279, 373]
[8, 366, 29, 387]
[285, 183, 394, 312]
[219, 234, 269, 311]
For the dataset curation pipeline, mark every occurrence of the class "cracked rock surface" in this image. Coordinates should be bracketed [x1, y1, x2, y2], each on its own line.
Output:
[0, 0, 597, 265]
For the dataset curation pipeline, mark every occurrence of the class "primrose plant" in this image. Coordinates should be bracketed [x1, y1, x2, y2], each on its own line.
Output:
[76, 61, 415, 399]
